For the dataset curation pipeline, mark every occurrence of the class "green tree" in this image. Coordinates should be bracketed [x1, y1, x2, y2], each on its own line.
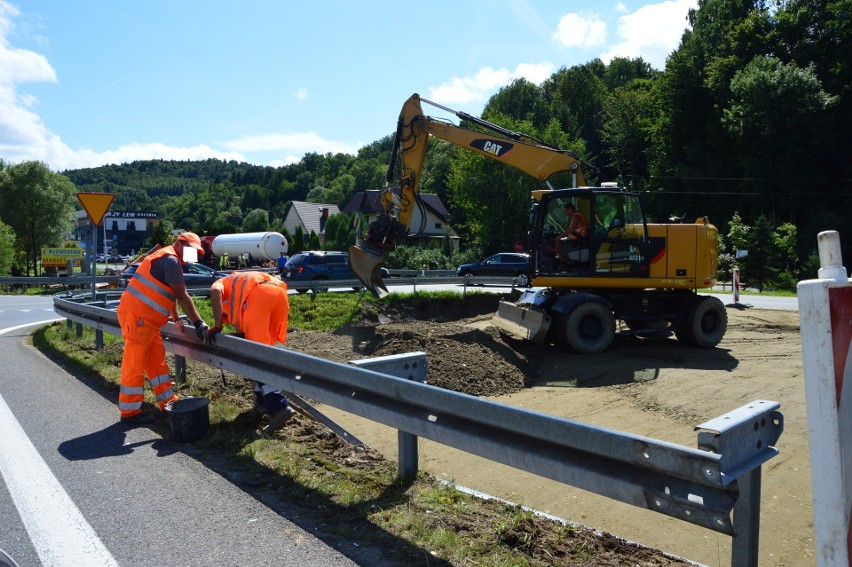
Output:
[722, 55, 837, 218]
[308, 230, 321, 250]
[292, 225, 305, 254]
[242, 208, 270, 232]
[0, 161, 77, 275]
[150, 219, 174, 247]
[322, 213, 355, 251]
[323, 173, 356, 206]
[601, 80, 656, 188]
[742, 215, 777, 292]
[0, 220, 15, 276]
[487, 78, 549, 125]
[726, 211, 750, 254]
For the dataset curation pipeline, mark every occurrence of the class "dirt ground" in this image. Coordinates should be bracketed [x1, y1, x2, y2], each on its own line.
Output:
[281, 295, 813, 567]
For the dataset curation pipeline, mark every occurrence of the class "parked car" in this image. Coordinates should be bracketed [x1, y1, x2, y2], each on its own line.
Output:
[120, 262, 228, 288]
[456, 253, 532, 287]
[282, 251, 389, 292]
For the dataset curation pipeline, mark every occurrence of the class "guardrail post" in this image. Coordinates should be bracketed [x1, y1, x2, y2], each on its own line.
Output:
[75, 322, 83, 337]
[95, 329, 103, 350]
[730, 467, 761, 566]
[351, 352, 428, 481]
[695, 400, 782, 567]
[174, 355, 187, 384]
[66, 319, 72, 331]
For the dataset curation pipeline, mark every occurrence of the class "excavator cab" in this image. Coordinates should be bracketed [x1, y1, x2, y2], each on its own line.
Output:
[532, 189, 650, 278]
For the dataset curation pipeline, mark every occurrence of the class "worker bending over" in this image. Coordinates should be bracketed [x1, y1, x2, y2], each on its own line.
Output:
[116, 232, 210, 424]
[207, 271, 296, 434]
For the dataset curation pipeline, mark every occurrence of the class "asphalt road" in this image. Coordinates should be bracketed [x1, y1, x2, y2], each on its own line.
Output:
[0, 290, 797, 566]
[0, 296, 383, 567]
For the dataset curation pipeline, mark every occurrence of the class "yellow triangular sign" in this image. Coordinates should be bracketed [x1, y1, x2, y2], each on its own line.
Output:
[77, 192, 115, 226]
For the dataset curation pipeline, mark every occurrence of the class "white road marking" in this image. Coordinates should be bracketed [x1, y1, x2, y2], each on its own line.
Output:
[0, 319, 63, 336]
[0, 394, 119, 566]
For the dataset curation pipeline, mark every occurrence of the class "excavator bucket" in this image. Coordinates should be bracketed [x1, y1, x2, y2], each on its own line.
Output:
[492, 300, 551, 344]
[349, 244, 390, 298]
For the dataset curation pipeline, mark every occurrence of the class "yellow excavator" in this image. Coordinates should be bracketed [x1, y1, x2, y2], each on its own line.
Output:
[350, 93, 726, 353]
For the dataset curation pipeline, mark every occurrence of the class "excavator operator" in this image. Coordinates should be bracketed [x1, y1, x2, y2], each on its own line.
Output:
[206, 271, 296, 435]
[559, 202, 588, 241]
[557, 202, 589, 268]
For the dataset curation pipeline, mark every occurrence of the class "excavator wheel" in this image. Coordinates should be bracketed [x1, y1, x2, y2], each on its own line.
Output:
[675, 295, 728, 348]
[557, 301, 616, 354]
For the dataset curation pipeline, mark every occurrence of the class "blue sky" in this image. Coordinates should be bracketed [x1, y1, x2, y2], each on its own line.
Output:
[1, 0, 696, 172]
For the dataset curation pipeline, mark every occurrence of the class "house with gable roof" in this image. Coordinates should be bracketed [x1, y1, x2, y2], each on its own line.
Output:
[282, 201, 340, 244]
[342, 189, 458, 251]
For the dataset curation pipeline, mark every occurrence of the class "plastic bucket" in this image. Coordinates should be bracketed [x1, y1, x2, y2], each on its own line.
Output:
[165, 397, 210, 442]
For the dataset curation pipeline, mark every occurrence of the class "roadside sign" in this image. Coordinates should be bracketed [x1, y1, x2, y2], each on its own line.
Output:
[77, 192, 114, 226]
[41, 247, 83, 268]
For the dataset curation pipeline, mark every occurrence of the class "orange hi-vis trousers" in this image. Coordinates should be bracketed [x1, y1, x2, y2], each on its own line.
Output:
[117, 308, 180, 418]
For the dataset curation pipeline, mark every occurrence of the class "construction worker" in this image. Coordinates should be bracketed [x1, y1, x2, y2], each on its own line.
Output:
[207, 271, 296, 434]
[116, 232, 210, 424]
[558, 202, 590, 269]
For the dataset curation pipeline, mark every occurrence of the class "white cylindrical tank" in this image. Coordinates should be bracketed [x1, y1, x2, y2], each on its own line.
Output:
[211, 232, 289, 262]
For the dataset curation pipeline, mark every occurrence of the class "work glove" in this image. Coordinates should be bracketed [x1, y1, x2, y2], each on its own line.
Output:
[205, 326, 223, 345]
[193, 320, 209, 342]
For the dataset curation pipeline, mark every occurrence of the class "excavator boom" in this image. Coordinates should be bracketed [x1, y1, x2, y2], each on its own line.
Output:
[350, 93, 591, 296]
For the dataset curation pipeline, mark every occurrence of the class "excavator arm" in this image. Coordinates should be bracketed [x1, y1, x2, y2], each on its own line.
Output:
[350, 93, 591, 297]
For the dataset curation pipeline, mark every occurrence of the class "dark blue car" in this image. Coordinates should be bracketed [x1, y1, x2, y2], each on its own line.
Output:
[456, 253, 532, 287]
[282, 251, 389, 292]
[120, 262, 228, 288]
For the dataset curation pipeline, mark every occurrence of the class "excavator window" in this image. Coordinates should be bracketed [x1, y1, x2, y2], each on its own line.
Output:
[593, 193, 648, 275]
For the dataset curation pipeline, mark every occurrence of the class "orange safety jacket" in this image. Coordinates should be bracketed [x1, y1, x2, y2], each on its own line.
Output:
[568, 211, 588, 239]
[215, 271, 288, 340]
[119, 246, 178, 326]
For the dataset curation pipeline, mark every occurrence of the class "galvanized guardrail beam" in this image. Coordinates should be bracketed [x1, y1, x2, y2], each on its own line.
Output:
[51, 293, 782, 566]
[2, 272, 524, 294]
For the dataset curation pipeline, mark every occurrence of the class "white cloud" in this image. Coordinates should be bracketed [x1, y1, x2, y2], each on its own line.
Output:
[600, 0, 697, 69]
[552, 12, 607, 49]
[295, 88, 307, 100]
[427, 61, 555, 106]
[615, 2, 629, 13]
[223, 131, 359, 156]
[0, 0, 62, 165]
[0, 2, 248, 171]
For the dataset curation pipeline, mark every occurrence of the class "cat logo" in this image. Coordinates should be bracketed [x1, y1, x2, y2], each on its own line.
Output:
[470, 139, 514, 157]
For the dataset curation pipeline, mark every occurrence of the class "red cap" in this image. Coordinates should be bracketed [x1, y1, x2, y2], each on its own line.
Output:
[176, 232, 205, 253]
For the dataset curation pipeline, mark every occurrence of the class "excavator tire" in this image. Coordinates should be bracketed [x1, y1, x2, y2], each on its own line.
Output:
[558, 301, 616, 354]
[675, 295, 727, 348]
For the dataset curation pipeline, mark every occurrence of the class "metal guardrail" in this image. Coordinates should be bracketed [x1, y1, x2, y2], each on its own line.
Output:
[0, 272, 520, 294]
[51, 293, 781, 566]
[0, 275, 120, 290]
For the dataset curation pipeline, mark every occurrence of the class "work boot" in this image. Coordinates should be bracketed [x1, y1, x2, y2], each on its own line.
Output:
[121, 412, 155, 425]
[261, 407, 296, 436]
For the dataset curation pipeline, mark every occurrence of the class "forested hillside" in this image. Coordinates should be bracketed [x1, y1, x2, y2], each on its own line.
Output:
[4, 0, 849, 289]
